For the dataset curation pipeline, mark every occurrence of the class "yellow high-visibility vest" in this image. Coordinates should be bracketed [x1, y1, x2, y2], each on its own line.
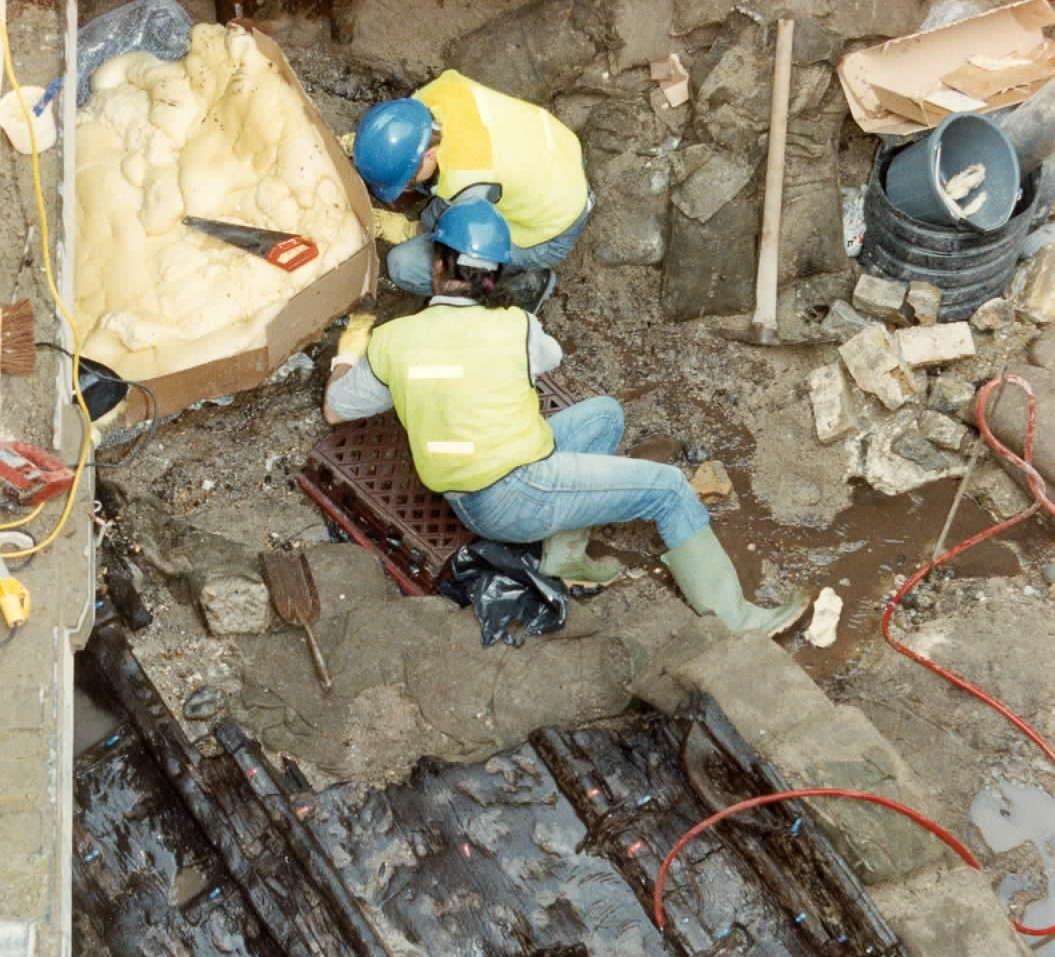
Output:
[367, 302, 554, 493]
[414, 70, 588, 248]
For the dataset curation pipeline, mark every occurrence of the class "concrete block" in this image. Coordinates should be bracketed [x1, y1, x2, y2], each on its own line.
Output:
[896, 324, 976, 368]
[839, 325, 918, 411]
[673, 633, 837, 746]
[906, 281, 941, 325]
[919, 410, 969, 451]
[0, 688, 44, 731]
[0, 810, 43, 858]
[970, 297, 1014, 332]
[928, 374, 975, 415]
[0, 759, 49, 806]
[765, 704, 947, 883]
[1014, 243, 1055, 324]
[0, 921, 36, 957]
[0, 867, 48, 920]
[870, 865, 1031, 956]
[808, 362, 856, 443]
[820, 299, 872, 342]
[852, 273, 907, 320]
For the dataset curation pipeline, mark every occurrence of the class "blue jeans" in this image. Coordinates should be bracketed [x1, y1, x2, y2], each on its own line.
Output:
[447, 397, 710, 550]
[387, 197, 593, 297]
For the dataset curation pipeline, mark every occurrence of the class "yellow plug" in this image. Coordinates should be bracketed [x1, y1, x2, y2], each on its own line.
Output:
[0, 533, 33, 630]
[0, 558, 30, 629]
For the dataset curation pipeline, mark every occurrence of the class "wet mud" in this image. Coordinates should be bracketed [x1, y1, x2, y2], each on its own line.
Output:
[595, 403, 1046, 685]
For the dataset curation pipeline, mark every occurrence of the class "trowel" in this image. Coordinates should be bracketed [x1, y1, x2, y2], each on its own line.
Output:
[260, 550, 333, 694]
[183, 216, 319, 272]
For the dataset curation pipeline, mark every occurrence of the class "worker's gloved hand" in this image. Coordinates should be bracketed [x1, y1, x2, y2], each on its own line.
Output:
[331, 310, 376, 369]
[339, 131, 356, 157]
[372, 209, 421, 245]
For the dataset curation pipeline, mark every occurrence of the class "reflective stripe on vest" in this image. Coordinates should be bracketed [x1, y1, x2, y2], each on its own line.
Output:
[414, 70, 588, 248]
[368, 303, 554, 493]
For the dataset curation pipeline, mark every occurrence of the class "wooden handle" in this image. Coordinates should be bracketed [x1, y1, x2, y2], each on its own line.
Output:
[752, 18, 795, 337]
[301, 620, 333, 693]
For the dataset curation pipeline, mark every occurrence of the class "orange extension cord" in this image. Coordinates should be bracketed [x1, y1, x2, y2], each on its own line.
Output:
[654, 373, 1055, 940]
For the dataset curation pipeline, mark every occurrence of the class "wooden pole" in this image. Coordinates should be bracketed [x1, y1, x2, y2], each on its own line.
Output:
[751, 18, 795, 344]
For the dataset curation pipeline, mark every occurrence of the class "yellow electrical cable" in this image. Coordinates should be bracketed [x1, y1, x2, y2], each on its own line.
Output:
[0, 501, 45, 530]
[0, 20, 93, 560]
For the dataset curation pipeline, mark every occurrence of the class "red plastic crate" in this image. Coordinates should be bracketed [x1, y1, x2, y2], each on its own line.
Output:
[299, 375, 576, 594]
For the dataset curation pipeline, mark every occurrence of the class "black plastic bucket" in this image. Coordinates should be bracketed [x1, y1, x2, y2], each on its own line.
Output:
[859, 147, 1038, 322]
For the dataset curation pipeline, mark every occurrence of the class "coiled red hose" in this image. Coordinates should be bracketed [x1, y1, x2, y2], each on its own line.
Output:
[654, 373, 1055, 939]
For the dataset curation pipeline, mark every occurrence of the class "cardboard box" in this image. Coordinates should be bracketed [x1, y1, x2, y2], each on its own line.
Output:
[122, 28, 379, 424]
[838, 0, 1055, 136]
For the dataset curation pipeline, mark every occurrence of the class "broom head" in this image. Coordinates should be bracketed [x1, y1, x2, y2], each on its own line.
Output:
[0, 299, 35, 376]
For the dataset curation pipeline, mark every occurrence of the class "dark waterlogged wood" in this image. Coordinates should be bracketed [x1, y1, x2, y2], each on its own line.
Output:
[77, 614, 904, 956]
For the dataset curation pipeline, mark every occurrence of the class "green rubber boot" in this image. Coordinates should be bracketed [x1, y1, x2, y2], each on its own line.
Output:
[661, 526, 810, 637]
[539, 528, 624, 585]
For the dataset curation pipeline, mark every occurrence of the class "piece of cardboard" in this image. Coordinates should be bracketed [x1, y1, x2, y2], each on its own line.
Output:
[944, 41, 1055, 99]
[837, 0, 1055, 135]
[121, 28, 379, 424]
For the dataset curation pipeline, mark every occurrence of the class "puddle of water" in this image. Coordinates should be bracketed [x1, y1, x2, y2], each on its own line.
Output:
[169, 862, 212, 908]
[676, 402, 1044, 682]
[74, 654, 123, 757]
[971, 779, 1055, 952]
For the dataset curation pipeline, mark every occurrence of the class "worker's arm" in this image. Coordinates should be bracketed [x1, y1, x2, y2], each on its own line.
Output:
[324, 356, 393, 424]
[527, 313, 563, 380]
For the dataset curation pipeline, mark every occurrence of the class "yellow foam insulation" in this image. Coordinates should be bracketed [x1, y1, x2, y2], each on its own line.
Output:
[75, 23, 366, 381]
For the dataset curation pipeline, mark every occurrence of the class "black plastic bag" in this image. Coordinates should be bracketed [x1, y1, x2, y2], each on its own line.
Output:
[439, 540, 568, 647]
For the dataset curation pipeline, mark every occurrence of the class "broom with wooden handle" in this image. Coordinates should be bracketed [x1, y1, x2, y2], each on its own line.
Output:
[0, 298, 35, 375]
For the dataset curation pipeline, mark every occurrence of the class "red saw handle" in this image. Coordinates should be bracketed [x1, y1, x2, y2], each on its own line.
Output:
[267, 236, 319, 272]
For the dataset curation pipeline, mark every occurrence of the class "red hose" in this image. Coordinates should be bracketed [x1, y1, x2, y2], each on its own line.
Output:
[651, 788, 982, 930]
[655, 374, 1055, 939]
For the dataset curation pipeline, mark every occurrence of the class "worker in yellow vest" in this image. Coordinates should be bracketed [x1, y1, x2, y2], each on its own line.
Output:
[325, 200, 810, 636]
[352, 70, 592, 312]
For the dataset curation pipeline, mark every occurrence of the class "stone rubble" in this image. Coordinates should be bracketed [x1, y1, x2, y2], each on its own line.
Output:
[891, 431, 957, 474]
[1013, 242, 1055, 324]
[820, 299, 872, 342]
[918, 410, 968, 452]
[896, 324, 976, 368]
[1030, 325, 1055, 370]
[690, 460, 733, 499]
[969, 297, 1014, 332]
[928, 374, 976, 415]
[905, 281, 941, 326]
[854, 409, 967, 496]
[852, 273, 907, 322]
[807, 362, 856, 443]
[839, 324, 918, 411]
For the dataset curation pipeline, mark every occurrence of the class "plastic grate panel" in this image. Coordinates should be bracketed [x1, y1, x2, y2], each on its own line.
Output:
[300, 374, 577, 593]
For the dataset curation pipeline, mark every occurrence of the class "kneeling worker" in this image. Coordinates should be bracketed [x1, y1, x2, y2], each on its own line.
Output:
[324, 200, 808, 636]
[352, 69, 591, 311]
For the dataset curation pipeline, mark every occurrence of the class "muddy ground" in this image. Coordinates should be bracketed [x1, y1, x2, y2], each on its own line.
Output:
[67, 0, 1055, 939]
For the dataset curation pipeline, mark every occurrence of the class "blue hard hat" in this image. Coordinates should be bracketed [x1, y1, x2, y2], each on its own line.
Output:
[353, 99, 433, 204]
[433, 198, 512, 268]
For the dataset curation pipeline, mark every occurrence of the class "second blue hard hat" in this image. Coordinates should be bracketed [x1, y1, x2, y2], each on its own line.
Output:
[433, 198, 512, 268]
[353, 99, 433, 204]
